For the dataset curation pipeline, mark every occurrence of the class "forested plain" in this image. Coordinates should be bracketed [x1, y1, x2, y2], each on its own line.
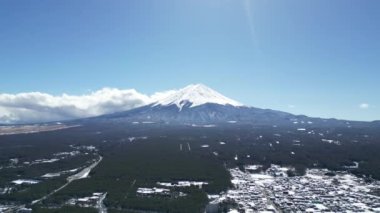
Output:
[0, 123, 380, 212]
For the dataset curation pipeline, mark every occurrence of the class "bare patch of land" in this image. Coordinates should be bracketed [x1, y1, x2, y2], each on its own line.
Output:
[0, 124, 80, 135]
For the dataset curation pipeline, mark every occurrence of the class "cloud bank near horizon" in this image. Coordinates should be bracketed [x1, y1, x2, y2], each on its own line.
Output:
[0, 88, 175, 124]
[0, 88, 376, 124]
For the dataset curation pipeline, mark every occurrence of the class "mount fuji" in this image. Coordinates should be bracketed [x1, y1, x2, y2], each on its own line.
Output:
[152, 84, 243, 110]
[83, 84, 370, 127]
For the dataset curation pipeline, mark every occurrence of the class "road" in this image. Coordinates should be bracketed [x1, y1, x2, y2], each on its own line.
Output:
[98, 192, 108, 213]
[31, 155, 103, 205]
[260, 184, 283, 213]
[5, 156, 103, 212]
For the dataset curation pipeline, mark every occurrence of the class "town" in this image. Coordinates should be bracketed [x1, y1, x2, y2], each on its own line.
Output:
[211, 165, 380, 212]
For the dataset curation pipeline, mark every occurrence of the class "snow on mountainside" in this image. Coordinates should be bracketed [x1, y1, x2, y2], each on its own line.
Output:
[153, 84, 243, 110]
[86, 84, 371, 128]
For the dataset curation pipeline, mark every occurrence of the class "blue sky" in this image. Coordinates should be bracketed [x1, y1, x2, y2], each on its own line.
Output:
[0, 0, 379, 121]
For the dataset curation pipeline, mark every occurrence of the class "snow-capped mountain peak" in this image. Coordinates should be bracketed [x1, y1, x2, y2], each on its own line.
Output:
[153, 84, 243, 110]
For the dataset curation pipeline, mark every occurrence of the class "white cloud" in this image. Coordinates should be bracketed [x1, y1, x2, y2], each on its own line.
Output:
[359, 103, 370, 109]
[150, 90, 177, 102]
[0, 88, 156, 124]
[287, 104, 296, 108]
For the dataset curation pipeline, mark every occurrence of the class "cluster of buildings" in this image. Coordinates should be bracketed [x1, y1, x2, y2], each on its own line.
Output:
[136, 187, 188, 198]
[2, 147, 84, 171]
[66, 192, 107, 209]
[137, 187, 171, 196]
[0, 205, 32, 213]
[70, 145, 98, 152]
[268, 169, 380, 212]
[211, 167, 279, 212]
[157, 181, 208, 188]
[11, 179, 40, 185]
[53, 150, 81, 157]
[0, 145, 102, 212]
[0, 187, 12, 195]
[210, 165, 380, 212]
[41, 167, 79, 179]
[136, 180, 208, 198]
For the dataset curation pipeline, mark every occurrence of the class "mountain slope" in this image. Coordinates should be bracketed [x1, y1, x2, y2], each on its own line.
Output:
[94, 103, 368, 128]
[81, 84, 370, 128]
[99, 103, 288, 124]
